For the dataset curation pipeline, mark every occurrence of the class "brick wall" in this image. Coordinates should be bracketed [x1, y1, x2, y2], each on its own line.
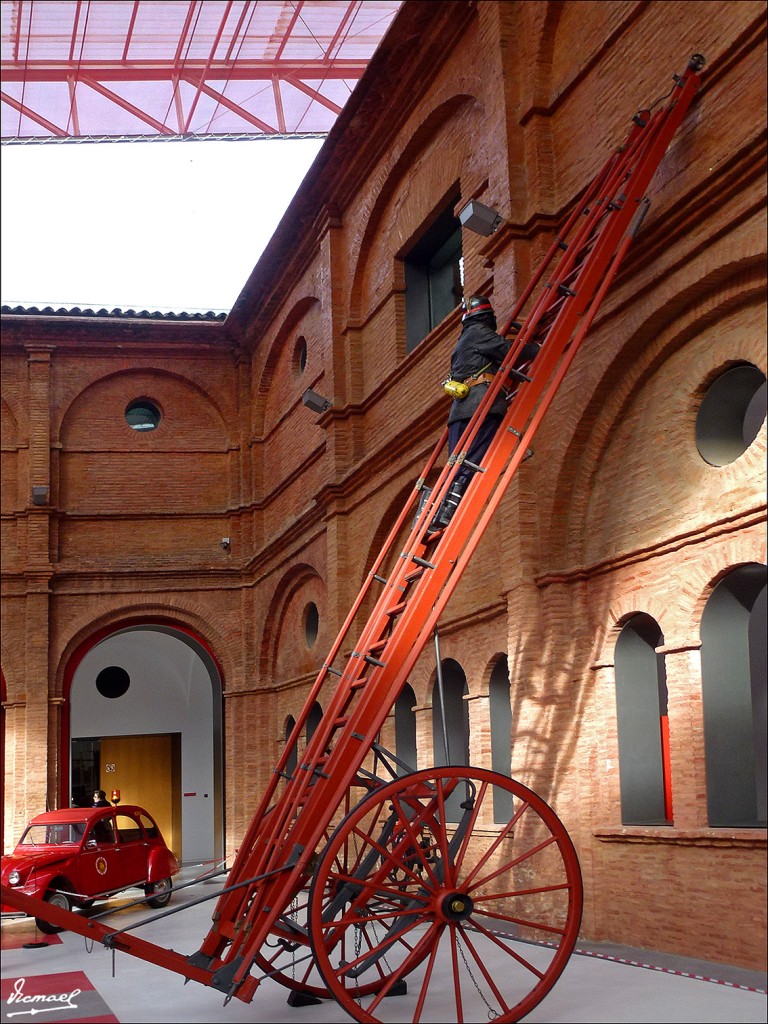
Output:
[1, 0, 765, 970]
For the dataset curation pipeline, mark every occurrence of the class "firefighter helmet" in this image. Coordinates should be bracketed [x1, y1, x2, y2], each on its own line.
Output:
[461, 294, 495, 321]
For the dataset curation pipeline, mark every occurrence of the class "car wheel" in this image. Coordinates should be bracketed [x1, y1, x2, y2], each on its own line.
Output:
[145, 877, 172, 908]
[35, 890, 71, 934]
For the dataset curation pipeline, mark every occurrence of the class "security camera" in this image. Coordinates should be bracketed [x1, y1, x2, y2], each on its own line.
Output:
[458, 199, 503, 236]
[302, 388, 332, 414]
[220, 537, 231, 550]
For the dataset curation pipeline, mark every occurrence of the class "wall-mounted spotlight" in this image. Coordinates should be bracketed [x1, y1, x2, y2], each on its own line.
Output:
[458, 199, 503, 236]
[302, 388, 333, 414]
[220, 537, 231, 550]
[31, 485, 49, 506]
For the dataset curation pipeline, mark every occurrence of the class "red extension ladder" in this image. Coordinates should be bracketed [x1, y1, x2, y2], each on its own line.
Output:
[2, 55, 705, 1024]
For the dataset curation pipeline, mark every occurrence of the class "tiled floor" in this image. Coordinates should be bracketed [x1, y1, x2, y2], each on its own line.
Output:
[2, 866, 765, 1024]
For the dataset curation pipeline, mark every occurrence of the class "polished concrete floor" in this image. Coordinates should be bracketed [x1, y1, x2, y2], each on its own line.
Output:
[2, 865, 766, 1024]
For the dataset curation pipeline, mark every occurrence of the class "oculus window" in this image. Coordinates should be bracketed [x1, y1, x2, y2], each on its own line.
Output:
[293, 335, 308, 376]
[125, 399, 161, 432]
[403, 196, 462, 352]
[304, 602, 319, 648]
[696, 363, 766, 466]
[95, 665, 131, 700]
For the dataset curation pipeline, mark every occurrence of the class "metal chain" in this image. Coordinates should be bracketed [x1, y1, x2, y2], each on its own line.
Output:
[456, 925, 498, 1019]
[290, 894, 298, 983]
[352, 827, 362, 1002]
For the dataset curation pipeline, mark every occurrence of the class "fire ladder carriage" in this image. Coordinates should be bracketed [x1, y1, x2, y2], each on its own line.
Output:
[2, 54, 705, 1024]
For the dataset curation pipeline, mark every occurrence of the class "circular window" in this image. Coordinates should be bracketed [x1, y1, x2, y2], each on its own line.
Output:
[304, 602, 319, 647]
[696, 364, 766, 466]
[293, 336, 308, 376]
[125, 399, 161, 432]
[95, 666, 131, 699]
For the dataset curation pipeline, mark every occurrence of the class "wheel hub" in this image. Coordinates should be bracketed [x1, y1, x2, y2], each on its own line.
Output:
[439, 891, 474, 922]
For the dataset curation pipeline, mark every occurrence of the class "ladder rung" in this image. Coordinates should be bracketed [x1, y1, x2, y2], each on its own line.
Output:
[575, 236, 598, 259]
[364, 654, 386, 667]
[412, 555, 436, 569]
[386, 600, 408, 617]
[324, 664, 343, 676]
[558, 263, 580, 284]
[508, 366, 532, 383]
[424, 529, 445, 543]
[534, 302, 564, 329]
[538, 295, 566, 321]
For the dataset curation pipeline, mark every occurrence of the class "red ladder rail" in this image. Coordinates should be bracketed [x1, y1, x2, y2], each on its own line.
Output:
[0, 54, 705, 1003]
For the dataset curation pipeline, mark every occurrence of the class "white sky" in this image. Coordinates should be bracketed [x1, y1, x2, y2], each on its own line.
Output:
[0, 136, 324, 313]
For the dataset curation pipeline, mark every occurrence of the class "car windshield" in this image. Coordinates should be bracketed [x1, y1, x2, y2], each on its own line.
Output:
[19, 822, 87, 847]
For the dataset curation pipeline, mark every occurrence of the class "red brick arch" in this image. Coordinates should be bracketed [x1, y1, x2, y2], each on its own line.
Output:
[259, 563, 327, 686]
[252, 295, 322, 438]
[57, 613, 226, 809]
[545, 259, 766, 569]
[347, 92, 483, 327]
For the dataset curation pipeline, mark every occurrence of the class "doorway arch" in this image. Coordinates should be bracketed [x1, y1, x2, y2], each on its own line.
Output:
[65, 623, 224, 865]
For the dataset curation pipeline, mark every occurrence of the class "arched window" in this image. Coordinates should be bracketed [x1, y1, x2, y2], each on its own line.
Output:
[402, 193, 462, 352]
[489, 657, 513, 823]
[700, 563, 767, 827]
[306, 701, 322, 744]
[284, 716, 298, 779]
[614, 614, 672, 825]
[432, 659, 469, 820]
[394, 683, 417, 775]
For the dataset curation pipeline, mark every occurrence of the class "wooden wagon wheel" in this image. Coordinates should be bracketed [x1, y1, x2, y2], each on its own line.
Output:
[306, 766, 583, 1023]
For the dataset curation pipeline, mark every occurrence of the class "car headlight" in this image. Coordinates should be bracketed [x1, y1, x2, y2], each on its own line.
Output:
[8, 869, 21, 886]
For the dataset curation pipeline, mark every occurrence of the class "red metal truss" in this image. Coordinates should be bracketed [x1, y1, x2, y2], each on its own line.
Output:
[0, 0, 402, 141]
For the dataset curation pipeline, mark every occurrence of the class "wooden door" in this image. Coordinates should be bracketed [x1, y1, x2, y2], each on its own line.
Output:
[100, 734, 181, 859]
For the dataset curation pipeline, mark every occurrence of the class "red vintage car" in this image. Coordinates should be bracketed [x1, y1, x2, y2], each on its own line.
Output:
[1, 804, 180, 933]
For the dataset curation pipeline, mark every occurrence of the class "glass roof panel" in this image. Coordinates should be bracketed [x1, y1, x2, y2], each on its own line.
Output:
[1, 0, 402, 141]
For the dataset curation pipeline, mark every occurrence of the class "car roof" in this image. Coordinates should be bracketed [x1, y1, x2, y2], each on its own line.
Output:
[26, 805, 152, 825]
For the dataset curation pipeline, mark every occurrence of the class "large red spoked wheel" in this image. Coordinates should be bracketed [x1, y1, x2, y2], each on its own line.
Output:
[307, 766, 583, 1023]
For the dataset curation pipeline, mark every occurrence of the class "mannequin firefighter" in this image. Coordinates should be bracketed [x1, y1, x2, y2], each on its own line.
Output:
[433, 294, 539, 527]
